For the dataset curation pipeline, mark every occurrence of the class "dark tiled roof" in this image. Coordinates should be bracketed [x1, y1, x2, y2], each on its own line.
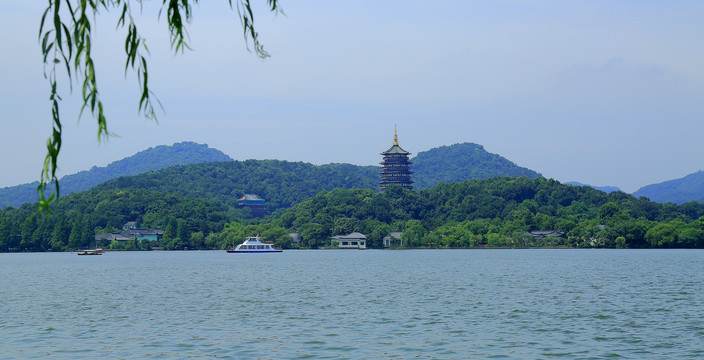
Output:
[95, 233, 132, 241]
[381, 144, 411, 155]
[332, 232, 367, 240]
[527, 230, 565, 239]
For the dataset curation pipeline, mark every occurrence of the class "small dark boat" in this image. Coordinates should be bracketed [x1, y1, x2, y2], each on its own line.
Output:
[77, 248, 103, 255]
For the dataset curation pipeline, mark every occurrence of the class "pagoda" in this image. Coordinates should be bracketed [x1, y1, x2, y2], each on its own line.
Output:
[380, 126, 413, 191]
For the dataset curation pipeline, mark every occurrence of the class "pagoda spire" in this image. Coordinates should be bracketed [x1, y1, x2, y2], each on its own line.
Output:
[393, 124, 399, 146]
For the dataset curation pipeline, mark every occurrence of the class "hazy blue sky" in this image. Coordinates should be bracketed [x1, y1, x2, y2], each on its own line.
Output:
[1, 1, 702, 193]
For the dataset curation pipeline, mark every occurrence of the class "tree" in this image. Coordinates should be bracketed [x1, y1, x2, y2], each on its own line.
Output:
[299, 223, 328, 249]
[363, 220, 391, 249]
[176, 219, 189, 243]
[645, 222, 678, 248]
[68, 222, 83, 249]
[163, 218, 177, 241]
[0, 216, 17, 251]
[401, 220, 426, 247]
[37, 0, 280, 210]
[332, 217, 360, 235]
[614, 236, 627, 249]
[597, 202, 621, 223]
[51, 217, 69, 250]
[189, 231, 205, 249]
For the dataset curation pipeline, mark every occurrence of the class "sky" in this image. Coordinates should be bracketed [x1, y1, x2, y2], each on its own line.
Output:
[1, 1, 703, 193]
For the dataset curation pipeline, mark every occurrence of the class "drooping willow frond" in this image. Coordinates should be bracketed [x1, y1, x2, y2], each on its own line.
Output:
[37, 0, 280, 212]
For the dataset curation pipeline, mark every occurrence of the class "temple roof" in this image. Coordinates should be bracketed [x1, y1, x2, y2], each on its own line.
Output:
[239, 194, 266, 205]
[242, 194, 263, 200]
[332, 232, 368, 240]
[381, 144, 411, 155]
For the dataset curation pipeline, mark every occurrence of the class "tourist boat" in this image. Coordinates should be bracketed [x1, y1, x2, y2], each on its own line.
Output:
[227, 236, 282, 253]
[77, 248, 103, 256]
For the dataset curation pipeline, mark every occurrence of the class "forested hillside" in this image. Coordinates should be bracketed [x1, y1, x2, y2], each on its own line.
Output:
[0, 187, 233, 252]
[411, 143, 541, 189]
[633, 171, 704, 204]
[0, 142, 232, 208]
[90, 142, 548, 213]
[0, 141, 550, 210]
[3, 176, 704, 252]
[94, 160, 380, 211]
[5, 141, 704, 253]
[273, 178, 704, 249]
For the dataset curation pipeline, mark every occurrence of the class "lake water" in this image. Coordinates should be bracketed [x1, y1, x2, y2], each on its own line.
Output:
[1, 249, 702, 359]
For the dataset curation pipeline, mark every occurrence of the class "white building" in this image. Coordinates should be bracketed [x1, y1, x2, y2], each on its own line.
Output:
[331, 232, 367, 249]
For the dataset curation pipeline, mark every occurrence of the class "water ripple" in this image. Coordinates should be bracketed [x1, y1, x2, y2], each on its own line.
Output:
[1, 249, 703, 358]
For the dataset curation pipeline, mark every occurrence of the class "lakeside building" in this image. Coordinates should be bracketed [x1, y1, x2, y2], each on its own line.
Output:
[525, 230, 565, 240]
[380, 126, 413, 191]
[238, 194, 267, 218]
[383, 231, 403, 247]
[331, 232, 367, 249]
[95, 221, 164, 245]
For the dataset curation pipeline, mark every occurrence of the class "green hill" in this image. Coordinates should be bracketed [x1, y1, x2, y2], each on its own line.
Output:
[278, 177, 704, 249]
[93, 142, 547, 211]
[1, 141, 547, 211]
[633, 171, 704, 204]
[4, 171, 704, 252]
[411, 143, 541, 189]
[0, 142, 232, 209]
[94, 160, 380, 212]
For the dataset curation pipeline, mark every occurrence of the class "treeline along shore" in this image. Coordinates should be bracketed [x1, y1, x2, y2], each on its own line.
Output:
[2, 174, 704, 252]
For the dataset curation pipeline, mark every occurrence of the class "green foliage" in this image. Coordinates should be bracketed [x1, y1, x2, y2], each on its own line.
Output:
[5, 168, 704, 252]
[411, 143, 541, 189]
[332, 217, 360, 236]
[645, 222, 678, 248]
[0, 185, 231, 252]
[94, 160, 380, 213]
[277, 177, 704, 249]
[298, 223, 328, 249]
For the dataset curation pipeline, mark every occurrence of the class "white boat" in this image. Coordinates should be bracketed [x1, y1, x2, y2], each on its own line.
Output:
[227, 236, 282, 253]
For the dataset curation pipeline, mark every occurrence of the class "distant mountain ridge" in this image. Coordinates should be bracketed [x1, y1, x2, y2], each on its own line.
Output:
[1, 141, 548, 209]
[632, 171, 704, 204]
[565, 182, 620, 194]
[0, 142, 232, 209]
[90, 142, 548, 212]
[411, 143, 541, 189]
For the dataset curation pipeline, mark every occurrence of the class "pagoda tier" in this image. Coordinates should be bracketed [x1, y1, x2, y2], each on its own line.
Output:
[380, 127, 413, 191]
